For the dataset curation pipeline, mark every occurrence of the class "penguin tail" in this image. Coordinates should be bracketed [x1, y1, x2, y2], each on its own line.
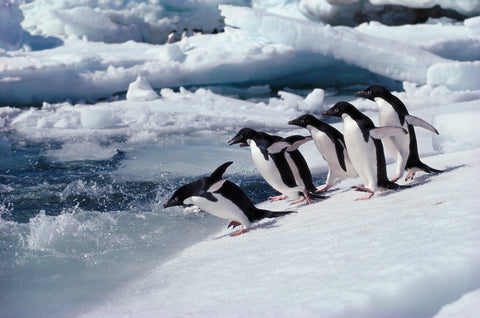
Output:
[416, 161, 443, 174]
[253, 209, 296, 222]
[306, 192, 328, 201]
[379, 181, 413, 191]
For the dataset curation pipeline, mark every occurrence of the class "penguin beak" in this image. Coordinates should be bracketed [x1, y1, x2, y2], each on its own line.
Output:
[355, 90, 373, 101]
[288, 119, 297, 126]
[228, 137, 247, 147]
[228, 137, 239, 146]
[163, 199, 180, 208]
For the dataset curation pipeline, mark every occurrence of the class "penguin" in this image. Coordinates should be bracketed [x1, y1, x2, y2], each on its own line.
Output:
[268, 135, 326, 203]
[355, 85, 442, 182]
[323, 102, 408, 200]
[289, 114, 358, 192]
[228, 128, 315, 204]
[163, 161, 294, 236]
[166, 30, 177, 43]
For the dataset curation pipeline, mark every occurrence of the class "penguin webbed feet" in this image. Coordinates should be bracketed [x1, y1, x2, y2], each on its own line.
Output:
[269, 195, 288, 202]
[351, 186, 375, 200]
[315, 184, 332, 193]
[230, 228, 248, 236]
[227, 221, 241, 229]
[405, 172, 415, 181]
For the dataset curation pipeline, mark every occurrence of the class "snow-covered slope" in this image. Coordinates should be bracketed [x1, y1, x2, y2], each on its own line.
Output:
[81, 148, 480, 318]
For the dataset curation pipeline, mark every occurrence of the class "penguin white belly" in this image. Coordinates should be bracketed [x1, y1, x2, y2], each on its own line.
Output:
[187, 194, 251, 228]
[343, 116, 378, 191]
[377, 99, 410, 177]
[250, 141, 301, 199]
[310, 127, 357, 183]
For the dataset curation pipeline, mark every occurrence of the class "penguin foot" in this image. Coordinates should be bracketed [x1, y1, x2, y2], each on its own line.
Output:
[315, 185, 331, 193]
[292, 197, 309, 205]
[355, 192, 374, 201]
[227, 221, 241, 229]
[352, 186, 371, 192]
[405, 172, 415, 181]
[389, 177, 400, 182]
[230, 228, 248, 236]
[269, 195, 288, 202]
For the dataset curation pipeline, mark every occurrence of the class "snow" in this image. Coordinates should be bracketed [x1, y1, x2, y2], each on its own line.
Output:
[2, 2, 479, 105]
[1, 0, 480, 317]
[433, 289, 480, 318]
[126, 75, 159, 101]
[81, 148, 480, 318]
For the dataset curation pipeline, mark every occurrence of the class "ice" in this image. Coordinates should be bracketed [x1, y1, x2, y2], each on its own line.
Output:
[0, 0, 25, 51]
[427, 61, 480, 90]
[433, 289, 480, 318]
[369, 0, 480, 16]
[1, 1, 480, 317]
[126, 75, 159, 101]
[432, 110, 480, 153]
[0, 3, 477, 105]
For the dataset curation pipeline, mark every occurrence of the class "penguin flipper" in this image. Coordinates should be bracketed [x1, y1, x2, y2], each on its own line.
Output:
[405, 115, 439, 135]
[209, 161, 233, 182]
[267, 141, 290, 154]
[370, 126, 407, 139]
[259, 146, 270, 160]
[207, 179, 228, 193]
[285, 136, 313, 152]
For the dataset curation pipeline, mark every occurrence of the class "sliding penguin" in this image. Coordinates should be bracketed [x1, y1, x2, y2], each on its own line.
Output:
[355, 85, 442, 181]
[289, 114, 358, 192]
[323, 102, 408, 200]
[164, 161, 294, 236]
[228, 128, 314, 204]
[268, 135, 326, 203]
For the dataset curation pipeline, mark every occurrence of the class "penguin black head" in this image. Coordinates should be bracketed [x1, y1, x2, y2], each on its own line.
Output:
[288, 114, 316, 128]
[228, 128, 257, 147]
[355, 85, 391, 101]
[164, 161, 233, 208]
[323, 102, 355, 118]
[163, 180, 203, 208]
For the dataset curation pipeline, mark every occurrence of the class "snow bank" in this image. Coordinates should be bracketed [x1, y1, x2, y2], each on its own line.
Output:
[80, 148, 480, 318]
[433, 289, 480, 318]
[1, 4, 478, 105]
[370, 0, 480, 16]
[221, 5, 446, 84]
[0, 0, 26, 51]
[19, 0, 247, 44]
[126, 75, 159, 101]
[427, 61, 480, 90]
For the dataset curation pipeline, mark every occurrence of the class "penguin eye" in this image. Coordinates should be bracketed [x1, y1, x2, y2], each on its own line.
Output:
[300, 119, 305, 124]
[238, 134, 244, 140]
[334, 108, 339, 113]
[174, 196, 179, 202]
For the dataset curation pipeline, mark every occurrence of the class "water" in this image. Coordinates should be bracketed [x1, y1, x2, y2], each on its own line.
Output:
[0, 128, 325, 317]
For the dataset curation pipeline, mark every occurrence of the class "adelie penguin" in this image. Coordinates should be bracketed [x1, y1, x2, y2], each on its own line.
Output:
[228, 128, 319, 204]
[268, 134, 326, 203]
[164, 161, 294, 236]
[355, 85, 442, 182]
[323, 102, 408, 200]
[289, 114, 358, 192]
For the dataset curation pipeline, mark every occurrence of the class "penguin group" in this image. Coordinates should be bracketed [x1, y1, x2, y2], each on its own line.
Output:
[164, 85, 442, 236]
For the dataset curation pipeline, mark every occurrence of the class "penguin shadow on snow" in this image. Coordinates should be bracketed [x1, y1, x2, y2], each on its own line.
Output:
[372, 164, 463, 199]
